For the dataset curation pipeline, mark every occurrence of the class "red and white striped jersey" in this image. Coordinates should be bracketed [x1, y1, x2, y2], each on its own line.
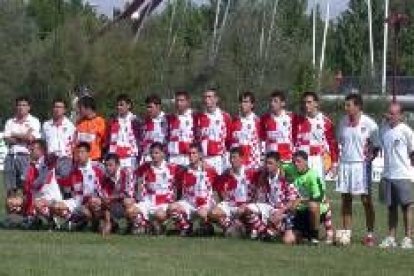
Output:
[257, 173, 300, 209]
[294, 113, 338, 163]
[107, 112, 140, 159]
[260, 111, 296, 161]
[140, 111, 167, 156]
[230, 113, 262, 169]
[136, 161, 178, 205]
[42, 117, 75, 158]
[100, 168, 134, 199]
[215, 166, 258, 206]
[177, 164, 218, 207]
[69, 162, 105, 205]
[166, 109, 196, 156]
[196, 108, 232, 157]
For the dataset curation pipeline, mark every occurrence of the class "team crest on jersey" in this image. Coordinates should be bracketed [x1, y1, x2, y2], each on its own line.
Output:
[185, 120, 190, 126]
[316, 124, 322, 129]
[63, 127, 67, 132]
[247, 124, 252, 130]
[162, 172, 167, 179]
[88, 175, 93, 181]
[283, 121, 287, 126]
[215, 119, 220, 125]
[394, 139, 400, 146]
[361, 126, 366, 133]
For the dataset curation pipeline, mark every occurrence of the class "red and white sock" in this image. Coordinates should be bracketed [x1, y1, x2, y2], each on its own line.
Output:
[219, 217, 232, 230]
[248, 214, 267, 234]
[324, 209, 334, 238]
[133, 213, 147, 228]
[170, 211, 190, 230]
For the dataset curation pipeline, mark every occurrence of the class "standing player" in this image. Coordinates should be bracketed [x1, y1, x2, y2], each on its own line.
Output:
[50, 142, 105, 228]
[4, 97, 41, 216]
[379, 102, 414, 249]
[75, 96, 106, 162]
[260, 90, 296, 162]
[140, 95, 167, 163]
[245, 152, 300, 244]
[125, 142, 178, 235]
[168, 143, 218, 236]
[166, 91, 196, 166]
[107, 94, 140, 170]
[229, 92, 262, 169]
[196, 89, 232, 174]
[209, 147, 257, 235]
[42, 98, 75, 182]
[294, 92, 338, 179]
[336, 93, 380, 246]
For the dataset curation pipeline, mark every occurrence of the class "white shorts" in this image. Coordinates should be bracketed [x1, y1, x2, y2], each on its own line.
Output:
[246, 203, 274, 222]
[308, 155, 325, 180]
[204, 155, 228, 174]
[168, 155, 189, 167]
[119, 157, 137, 170]
[216, 201, 241, 218]
[35, 182, 63, 203]
[62, 198, 81, 213]
[176, 200, 212, 220]
[336, 161, 372, 195]
[135, 201, 169, 220]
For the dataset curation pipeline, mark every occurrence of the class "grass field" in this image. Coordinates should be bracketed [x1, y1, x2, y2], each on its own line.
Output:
[1, 179, 414, 276]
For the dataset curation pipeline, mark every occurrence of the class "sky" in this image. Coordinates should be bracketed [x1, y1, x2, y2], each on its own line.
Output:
[87, 0, 350, 19]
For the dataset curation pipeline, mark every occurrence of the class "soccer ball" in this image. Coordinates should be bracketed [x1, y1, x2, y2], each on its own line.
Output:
[334, 230, 351, 246]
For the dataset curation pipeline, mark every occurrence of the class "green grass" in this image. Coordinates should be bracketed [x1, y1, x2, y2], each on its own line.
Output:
[1, 180, 414, 276]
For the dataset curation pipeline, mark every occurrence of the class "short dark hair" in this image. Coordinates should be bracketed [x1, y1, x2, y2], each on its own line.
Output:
[204, 88, 218, 96]
[31, 139, 47, 152]
[175, 90, 190, 99]
[302, 91, 319, 102]
[270, 90, 286, 102]
[293, 150, 308, 161]
[239, 91, 256, 104]
[105, 153, 120, 164]
[76, 142, 91, 152]
[52, 98, 67, 107]
[230, 147, 243, 157]
[149, 142, 165, 152]
[78, 96, 96, 111]
[15, 96, 30, 106]
[188, 142, 203, 153]
[265, 151, 281, 162]
[116, 93, 133, 106]
[345, 93, 363, 108]
[145, 94, 161, 105]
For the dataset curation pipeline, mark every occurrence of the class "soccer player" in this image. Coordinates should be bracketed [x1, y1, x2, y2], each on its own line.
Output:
[75, 96, 106, 162]
[168, 143, 218, 236]
[209, 147, 257, 235]
[166, 91, 196, 166]
[245, 152, 300, 244]
[379, 102, 414, 249]
[260, 90, 296, 162]
[42, 98, 75, 181]
[336, 93, 380, 246]
[99, 153, 135, 235]
[50, 142, 105, 229]
[294, 91, 338, 179]
[140, 94, 167, 163]
[125, 142, 178, 235]
[229, 92, 262, 169]
[290, 151, 332, 245]
[106, 94, 140, 170]
[4, 97, 41, 215]
[197, 89, 232, 174]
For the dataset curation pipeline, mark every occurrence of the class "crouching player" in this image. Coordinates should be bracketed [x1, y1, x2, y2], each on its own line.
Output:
[290, 150, 332, 245]
[209, 147, 257, 236]
[50, 142, 105, 230]
[25, 140, 63, 228]
[168, 143, 218, 236]
[99, 153, 134, 235]
[245, 152, 300, 244]
[125, 142, 179, 235]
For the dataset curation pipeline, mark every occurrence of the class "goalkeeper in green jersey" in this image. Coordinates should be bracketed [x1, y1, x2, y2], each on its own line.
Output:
[283, 151, 334, 244]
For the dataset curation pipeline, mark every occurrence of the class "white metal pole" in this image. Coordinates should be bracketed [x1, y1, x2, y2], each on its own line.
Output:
[367, 0, 375, 78]
[211, 0, 222, 58]
[312, 0, 316, 69]
[319, 0, 329, 81]
[382, 0, 389, 94]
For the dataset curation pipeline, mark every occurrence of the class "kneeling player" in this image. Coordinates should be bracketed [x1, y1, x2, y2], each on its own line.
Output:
[244, 152, 300, 244]
[50, 142, 105, 230]
[209, 147, 257, 235]
[168, 143, 218, 236]
[291, 150, 332, 245]
[125, 142, 179, 235]
[99, 153, 134, 235]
